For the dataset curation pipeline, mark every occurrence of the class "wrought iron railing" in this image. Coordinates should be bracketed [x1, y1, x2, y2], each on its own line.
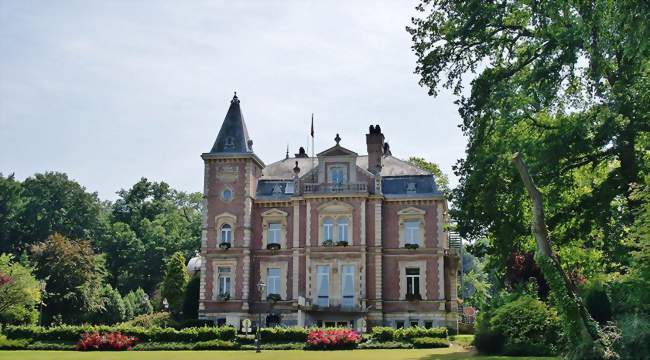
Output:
[303, 183, 367, 194]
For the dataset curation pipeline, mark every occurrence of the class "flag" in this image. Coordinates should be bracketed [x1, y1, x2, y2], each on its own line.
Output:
[310, 113, 314, 137]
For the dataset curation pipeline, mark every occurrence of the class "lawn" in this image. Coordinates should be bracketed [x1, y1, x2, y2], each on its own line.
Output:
[0, 346, 557, 360]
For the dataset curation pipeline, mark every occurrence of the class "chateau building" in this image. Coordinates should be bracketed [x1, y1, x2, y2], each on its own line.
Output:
[198, 94, 459, 330]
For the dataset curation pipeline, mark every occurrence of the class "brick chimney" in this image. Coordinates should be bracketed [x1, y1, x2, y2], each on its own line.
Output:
[366, 124, 385, 174]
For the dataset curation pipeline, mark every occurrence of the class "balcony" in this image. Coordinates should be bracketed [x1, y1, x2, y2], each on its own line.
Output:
[303, 182, 367, 194]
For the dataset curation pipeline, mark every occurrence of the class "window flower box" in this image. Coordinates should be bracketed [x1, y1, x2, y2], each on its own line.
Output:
[405, 293, 422, 301]
[218, 292, 230, 301]
[266, 293, 282, 303]
[336, 240, 349, 247]
[266, 243, 281, 250]
[322, 239, 334, 247]
[405, 243, 420, 250]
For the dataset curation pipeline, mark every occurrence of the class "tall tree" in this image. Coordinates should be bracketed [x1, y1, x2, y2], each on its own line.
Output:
[0, 174, 23, 254]
[30, 234, 107, 324]
[161, 251, 189, 315]
[0, 254, 41, 325]
[407, 157, 451, 195]
[408, 0, 649, 271]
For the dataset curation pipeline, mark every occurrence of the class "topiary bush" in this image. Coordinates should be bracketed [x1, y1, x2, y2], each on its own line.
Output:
[474, 294, 561, 356]
[410, 337, 450, 348]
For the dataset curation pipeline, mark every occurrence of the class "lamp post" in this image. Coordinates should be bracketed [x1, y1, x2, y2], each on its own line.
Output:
[255, 281, 266, 353]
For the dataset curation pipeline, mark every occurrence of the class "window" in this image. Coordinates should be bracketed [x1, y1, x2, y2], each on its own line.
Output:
[218, 267, 231, 297]
[323, 218, 334, 242]
[337, 218, 349, 242]
[266, 268, 281, 297]
[424, 321, 433, 329]
[341, 265, 355, 308]
[406, 268, 421, 296]
[329, 166, 346, 184]
[405, 221, 420, 245]
[220, 224, 232, 243]
[410, 320, 419, 327]
[221, 188, 233, 202]
[316, 265, 330, 307]
[395, 321, 405, 329]
[267, 223, 281, 244]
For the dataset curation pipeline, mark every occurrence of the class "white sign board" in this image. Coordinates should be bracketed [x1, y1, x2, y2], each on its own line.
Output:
[242, 319, 252, 334]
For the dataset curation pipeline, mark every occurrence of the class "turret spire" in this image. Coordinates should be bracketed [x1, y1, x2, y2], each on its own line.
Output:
[210, 92, 252, 153]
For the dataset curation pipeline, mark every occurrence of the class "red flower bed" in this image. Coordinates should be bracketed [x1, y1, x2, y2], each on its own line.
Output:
[306, 328, 361, 350]
[76, 332, 138, 351]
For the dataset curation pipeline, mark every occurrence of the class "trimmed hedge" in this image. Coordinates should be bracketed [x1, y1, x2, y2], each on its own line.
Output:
[0, 337, 30, 350]
[193, 340, 239, 350]
[240, 343, 305, 350]
[27, 342, 76, 350]
[259, 327, 309, 342]
[132, 342, 193, 351]
[370, 326, 447, 342]
[358, 341, 413, 349]
[3, 325, 236, 343]
[411, 337, 450, 348]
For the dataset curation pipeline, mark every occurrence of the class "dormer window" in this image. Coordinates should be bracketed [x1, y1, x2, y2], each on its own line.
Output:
[224, 136, 235, 150]
[328, 165, 347, 184]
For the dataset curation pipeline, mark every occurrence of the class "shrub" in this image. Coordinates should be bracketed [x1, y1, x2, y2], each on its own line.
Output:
[305, 328, 361, 350]
[132, 342, 194, 351]
[173, 319, 215, 329]
[240, 343, 305, 350]
[0, 337, 29, 350]
[124, 312, 172, 328]
[193, 339, 239, 350]
[27, 342, 76, 350]
[260, 327, 308, 342]
[182, 275, 200, 320]
[449, 334, 474, 347]
[358, 341, 413, 349]
[475, 295, 561, 356]
[76, 332, 138, 351]
[369, 326, 447, 342]
[615, 313, 650, 360]
[411, 337, 450, 348]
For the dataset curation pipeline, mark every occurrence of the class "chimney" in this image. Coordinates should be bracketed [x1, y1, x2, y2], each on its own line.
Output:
[366, 124, 385, 173]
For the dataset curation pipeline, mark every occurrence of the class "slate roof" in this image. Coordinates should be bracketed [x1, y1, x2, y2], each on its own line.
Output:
[261, 155, 430, 180]
[382, 175, 442, 197]
[209, 94, 252, 154]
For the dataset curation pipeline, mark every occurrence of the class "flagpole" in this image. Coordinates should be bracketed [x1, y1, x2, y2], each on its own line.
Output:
[311, 113, 315, 183]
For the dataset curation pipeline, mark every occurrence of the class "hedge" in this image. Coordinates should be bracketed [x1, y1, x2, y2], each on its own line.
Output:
[411, 337, 450, 348]
[3, 325, 237, 343]
[370, 326, 447, 341]
[259, 327, 309, 342]
[0, 337, 30, 350]
[193, 340, 240, 350]
[358, 341, 413, 349]
[132, 342, 194, 351]
[240, 343, 305, 350]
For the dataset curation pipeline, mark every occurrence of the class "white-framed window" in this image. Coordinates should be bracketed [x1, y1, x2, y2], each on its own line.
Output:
[266, 267, 281, 297]
[405, 221, 421, 245]
[341, 265, 355, 308]
[323, 218, 334, 242]
[316, 265, 330, 307]
[218, 267, 231, 297]
[406, 267, 421, 296]
[220, 224, 232, 243]
[337, 218, 349, 242]
[267, 223, 281, 244]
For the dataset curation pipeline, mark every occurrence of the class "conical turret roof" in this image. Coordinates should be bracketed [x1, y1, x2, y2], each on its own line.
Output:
[210, 93, 252, 153]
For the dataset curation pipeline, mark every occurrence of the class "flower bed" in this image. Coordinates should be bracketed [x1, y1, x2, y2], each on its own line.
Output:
[305, 328, 361, 350]
[76, 332, 138, 351]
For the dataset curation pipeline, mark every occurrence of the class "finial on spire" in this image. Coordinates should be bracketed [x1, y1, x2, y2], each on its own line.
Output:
[231, 91, 239, 104]
[335, 133, 341, 145]
[285, 144, 289, 159]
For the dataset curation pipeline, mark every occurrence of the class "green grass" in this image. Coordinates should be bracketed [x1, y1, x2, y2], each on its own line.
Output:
[0, 346, 557, 360]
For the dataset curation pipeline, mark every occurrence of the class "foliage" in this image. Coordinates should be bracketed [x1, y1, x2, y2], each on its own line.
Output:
[89, 285, 126, 325]
[240, 342, 305, 350]
[123, 312, 172, 328]
[410, 337, 449, 348]
[305, 328, 361, 350]
[182, 274, 200, 320]
[407, 157, 450, 195]
[3, 324, 236, 343]
[0, 336, 30, 350]
[161, 251, 189, 314]
[259, 327, 308, 342]
[449, 334, 474, 348]
[26, 341, 76, 350]
[614, 313, 650, 360]
[76, 332, 138, 351]
[30, 234, 107, 325]
[460, 251, 492, 310]
[0, 254, 40, 325]
[0, 174, 23, 255]
[409, 0, 650, 282]
[369, 326, 447, 342]
[475, 294, 561, 356]
[192, 339, 239, 350]
[357, 341, 413, 349]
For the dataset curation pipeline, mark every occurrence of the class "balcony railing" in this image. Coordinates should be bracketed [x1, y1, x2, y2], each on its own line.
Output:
[303, 182, 367, 194]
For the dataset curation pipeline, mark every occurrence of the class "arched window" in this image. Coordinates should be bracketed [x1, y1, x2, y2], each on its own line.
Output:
[323, 218, 334, 242]
[220, 224, 232, 243]
[337, 218, 349, 242]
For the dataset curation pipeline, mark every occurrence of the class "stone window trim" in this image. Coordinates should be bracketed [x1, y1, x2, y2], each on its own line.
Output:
[308, 259, 363, 307]
[261, 209, 288, 249]
[212, 259, 237, 300]
[397, 207, 426, 248]
[215, 212, 237, 246]
[259, 260, 288, 301]
[317, 200, 354, 246]
[398, 260, 428, 300]
[220, 185, 234, 203]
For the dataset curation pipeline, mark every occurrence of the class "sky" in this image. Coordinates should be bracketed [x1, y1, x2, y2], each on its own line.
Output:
[0, 1, 467, 200]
